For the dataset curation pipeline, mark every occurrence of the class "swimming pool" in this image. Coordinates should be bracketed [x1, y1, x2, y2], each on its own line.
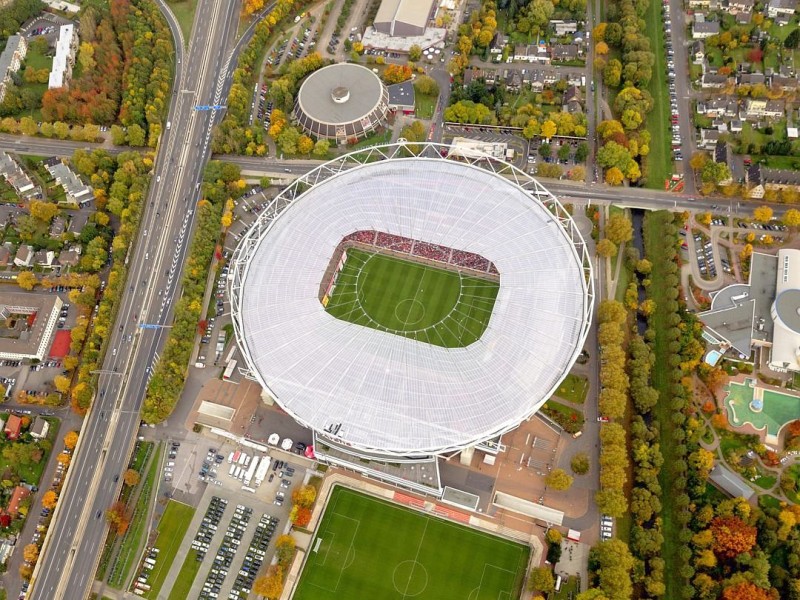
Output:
[705, 350, 723, 366]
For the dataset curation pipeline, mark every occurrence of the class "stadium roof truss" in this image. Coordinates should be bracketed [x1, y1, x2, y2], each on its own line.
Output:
[229, 142, 594, 456]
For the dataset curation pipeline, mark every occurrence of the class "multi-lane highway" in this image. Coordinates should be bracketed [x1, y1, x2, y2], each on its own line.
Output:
[27, 1, 242, 598]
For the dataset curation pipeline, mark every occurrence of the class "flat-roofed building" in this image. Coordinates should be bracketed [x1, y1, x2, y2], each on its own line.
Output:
[0, 35, 27, 103]
[0, 292, 63, 361]
[49, 24, 78, 90]
[374, 0, 437, 37]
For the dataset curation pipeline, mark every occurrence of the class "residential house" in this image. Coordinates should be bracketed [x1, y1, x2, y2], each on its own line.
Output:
[514, 44, 540, 63]
[550, 44, 579, 62]
[0, 152, 39, 198]
[44, 158, 93, 206]
[747, 165, 800, 198]
[728, 0, 754, 12]
[56, 246, 81, 268]
[67, 211, 89, 234]
[504, 69, 522, 92]
[48, 24, 79, 89]
[692, 21, 721, 38]
[738, 72, 765, 86]
[688, 0, 712, 7]
[529, 70, 545, 91]
[7, 486, 30, 517]
[744, 98, 784, 120]
[550, 19, 578, 35]
[13, 245, 33, 268]
[698, 97, 738, 118]
[463, 67, 486, 88]
[562, 85, 583, 113]
[4, 414, 21, 440]
[730, 119, 743, 133]
[490, 33, 508, 55]
[714, 142, 734, 185]
[771, 73, 799, 91]
[735, 11, 752, 23]
[701, 73, 730, 88]
[30, 416, 49, 440]
[699, 129, 721, 149]
[0, 35, 27, 104]
[692, 41, 705, 63]
[0, 245, 11, 268]
[767, 0, 797, 17]
[33, 249, 55, 268]
[566, 72, 582, 86]
[542, 70, 559, 84]
[49, 216, 66, 237]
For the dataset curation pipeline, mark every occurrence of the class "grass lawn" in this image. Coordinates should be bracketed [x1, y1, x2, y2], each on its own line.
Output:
[166, 0, 198, 45]
[108, 443, 162, 589]
[326, 249, 499, 348]
[293, 487, 529, 600]
[143, 501, 196, 599]
[415, 93, 437, 119]
[643, 211, 684, 598]
[167, 549, 203, 600]
[555, 373, 588, 404]
[642, 0, 671, 189]
[754, 474, 777, 489]
[759, 495, 781, 511]
[0, 416, 59, 485]
[349, 129, 392, 151]
[553, 575, 580, 598]
[753, 155, 800, 170]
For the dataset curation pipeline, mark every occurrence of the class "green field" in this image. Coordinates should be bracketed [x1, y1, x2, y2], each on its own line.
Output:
[325, 249, 498, 348]
[168, 550, 202, 600]
[143, 501, 196, 599]
[293, 488, 529, 600]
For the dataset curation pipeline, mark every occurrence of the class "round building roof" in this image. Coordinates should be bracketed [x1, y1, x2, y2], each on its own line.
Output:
[230, 144, 593, 455]
[774, 289, 800, 334]
[296, 63, 386, 129]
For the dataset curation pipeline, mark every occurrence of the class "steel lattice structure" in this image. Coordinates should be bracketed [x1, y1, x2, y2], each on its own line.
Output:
[229, 142, 594, 456]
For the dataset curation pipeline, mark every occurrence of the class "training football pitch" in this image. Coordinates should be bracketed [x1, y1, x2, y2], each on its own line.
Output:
[293, 488, 529, 600]
[325, 249, 499, 348]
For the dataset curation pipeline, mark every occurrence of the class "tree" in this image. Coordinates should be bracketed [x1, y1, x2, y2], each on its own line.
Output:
[785, 27, 800, 49]
[297, 135, 314, 155]
[53, 375, 71, 394]
[16, 271, 37, 291]
[711, 516, 757, 559]
[123, 469, 140, 487]
[19, 564, 32, 580]
[690, 151, 709, 171]
[274, 534, 296, 565]
[721, 582, 771, 600]
[605, 166, 624, 186]
[545, 528, 563, 545]
[409, 44, 422, 61]
[414, 74, 439, 97]
[56, 452, 71, 467]
[589, 538, 634, 599]
[753, 205, 773, 223]
[541, 120, 557, 139]
[23, 544, 38, 564]
[63, 431, 78, 450]
[42, 490, 58, 510]
[605, 214, 633, 244]
[527, 566, 555, 593]
[782, 208, 800, 227]
[569, 166, 586, 181]
[382, 64, 413, 84]
[291, 484, 317, 508]
[596, 238, 617, 258]
[545, 468, 573, 490]
[312, 139, 330, 158]
[126, 124, 146, 147]
[253, 565, 284, 599]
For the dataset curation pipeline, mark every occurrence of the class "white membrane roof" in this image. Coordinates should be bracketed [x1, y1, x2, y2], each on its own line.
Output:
[232, 154, 590, 454]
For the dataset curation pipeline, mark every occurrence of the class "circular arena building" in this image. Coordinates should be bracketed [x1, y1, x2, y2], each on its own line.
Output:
[294, 63, 388, 142]
[230, 143, 593, 456]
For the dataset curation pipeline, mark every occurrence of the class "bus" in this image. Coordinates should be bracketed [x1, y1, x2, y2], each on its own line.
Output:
[223, 360, 237, 380]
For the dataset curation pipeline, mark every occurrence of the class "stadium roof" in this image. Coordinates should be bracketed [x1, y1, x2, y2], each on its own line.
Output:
[230, 143, 593, 455]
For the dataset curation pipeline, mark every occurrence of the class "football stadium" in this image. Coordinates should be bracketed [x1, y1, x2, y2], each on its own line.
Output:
[230, 143, 593, 484]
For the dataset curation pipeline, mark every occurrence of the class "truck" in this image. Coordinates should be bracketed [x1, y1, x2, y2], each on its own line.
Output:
[254, 456, 271, 486]
[233, 466, 242, 479]
[227, 451, 235, 464]
[243, 456, 259, 486]
[237, 452, 247, 466]
[232, 450, 241, 464]
[228, 464, 236, 476]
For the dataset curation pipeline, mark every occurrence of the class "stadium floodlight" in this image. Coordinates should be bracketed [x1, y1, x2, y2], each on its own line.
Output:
[230, 142, 594, 456]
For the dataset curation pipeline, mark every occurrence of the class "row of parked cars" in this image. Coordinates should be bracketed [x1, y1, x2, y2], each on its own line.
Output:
[193, 496, 228, 559]
[601, 515, 614, 540]
[200, 504, 253, 599]
[229, 514, 280, 599]
[663, 0, 683, 162]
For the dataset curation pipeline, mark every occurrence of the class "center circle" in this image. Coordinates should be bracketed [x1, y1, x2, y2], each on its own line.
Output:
[392, 560, 429, 597]
[394, 299, 426, 326]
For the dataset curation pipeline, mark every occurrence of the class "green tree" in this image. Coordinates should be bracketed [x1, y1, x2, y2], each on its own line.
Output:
[545, 468, 573, 490]
[312, 139, 330, 157]
[596, 238, 617, 258]
[409, 44, 422, 61]
[605, 214, 633, 244]
[570, 452, 590, 474]
[413, 74, 439, 97]
[527, 566, 555, 593]
[126, 124, 146, 147]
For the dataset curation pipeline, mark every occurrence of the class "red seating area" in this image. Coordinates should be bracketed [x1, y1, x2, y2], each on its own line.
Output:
[394, 491, 425, 509]
[412, 241, 450, 262]
[344, 230, 497, 274]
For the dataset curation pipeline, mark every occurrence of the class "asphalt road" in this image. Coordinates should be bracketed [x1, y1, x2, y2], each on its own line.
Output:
[27, 1, 243, 598]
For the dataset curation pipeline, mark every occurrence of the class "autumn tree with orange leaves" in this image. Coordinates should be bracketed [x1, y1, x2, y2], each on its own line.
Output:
[711, 516, 757, 559]
[721, 581, 772, 600]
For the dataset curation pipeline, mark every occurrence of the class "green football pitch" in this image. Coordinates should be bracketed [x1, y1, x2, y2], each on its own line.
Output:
[324, 248, 499, 348]
[293, 488, 529, 600]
